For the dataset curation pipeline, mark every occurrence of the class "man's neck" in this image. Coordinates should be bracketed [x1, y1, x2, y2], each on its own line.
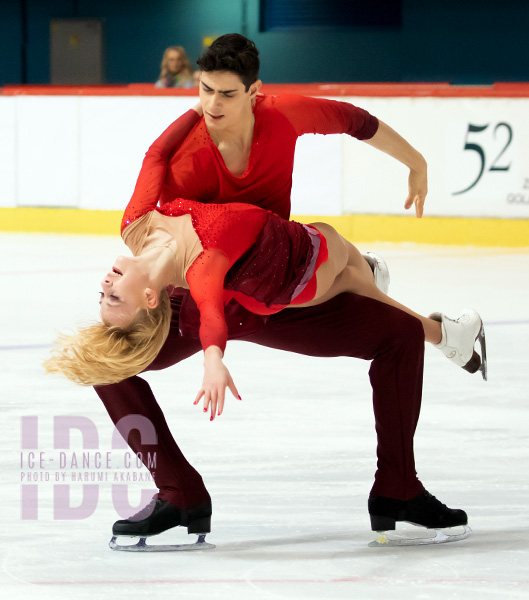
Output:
[209, 110, 255, 150]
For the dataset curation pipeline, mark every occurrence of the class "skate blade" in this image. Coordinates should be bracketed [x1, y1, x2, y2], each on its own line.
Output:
[109, 533, 215, 552]
[368, 525, 471, 547]
[477, 324, 487, 381]
[463, 322, 487, 380]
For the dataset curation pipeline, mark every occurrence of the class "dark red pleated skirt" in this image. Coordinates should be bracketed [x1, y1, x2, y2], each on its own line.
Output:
[224, 214, 328, 315]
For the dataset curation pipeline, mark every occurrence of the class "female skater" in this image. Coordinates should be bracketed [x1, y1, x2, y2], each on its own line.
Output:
[45, 102, 484, 422]
[45, 34, 487, 545]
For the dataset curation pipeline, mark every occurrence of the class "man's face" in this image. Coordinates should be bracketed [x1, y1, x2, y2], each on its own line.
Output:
[199, 70, 256, 131]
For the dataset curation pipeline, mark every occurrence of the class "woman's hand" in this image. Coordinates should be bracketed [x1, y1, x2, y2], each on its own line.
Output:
[193, 346, 240, 421]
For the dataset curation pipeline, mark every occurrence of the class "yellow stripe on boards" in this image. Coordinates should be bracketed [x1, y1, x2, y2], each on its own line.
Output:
[0, 208, 122, 235]
[294, 214, 529, 248]
[1, 207, 528, 247]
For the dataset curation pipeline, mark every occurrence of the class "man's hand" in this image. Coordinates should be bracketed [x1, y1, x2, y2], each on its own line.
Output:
[193, 346, 240, 421]
[404, 163, 428, 218]
[363, 120, 428, 218]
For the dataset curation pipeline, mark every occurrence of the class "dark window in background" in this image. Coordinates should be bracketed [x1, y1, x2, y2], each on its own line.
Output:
[260, 0, 402, 31]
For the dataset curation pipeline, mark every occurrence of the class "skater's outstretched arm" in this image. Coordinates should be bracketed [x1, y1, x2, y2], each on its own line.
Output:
[186, 248, 240, 419]
[362, 120, 428, 218]
[121, 103, 203, 232]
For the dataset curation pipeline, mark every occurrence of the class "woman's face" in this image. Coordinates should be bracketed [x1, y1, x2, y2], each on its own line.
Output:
[99, 256, 150, 327]
[199, 70, 259, 132]
[166, 50, 183, 74]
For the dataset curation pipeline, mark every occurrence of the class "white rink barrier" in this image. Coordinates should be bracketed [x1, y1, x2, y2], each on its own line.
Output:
[1, 86, 528, 220]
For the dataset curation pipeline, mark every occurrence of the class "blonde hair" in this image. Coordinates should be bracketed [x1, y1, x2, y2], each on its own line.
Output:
[44, 290, 172, 386]
[159, 46, 193, 80]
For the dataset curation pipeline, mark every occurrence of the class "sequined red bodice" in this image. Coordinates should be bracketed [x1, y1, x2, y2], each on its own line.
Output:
[119, 95, 370, 352]
[121, 110, 288, 352]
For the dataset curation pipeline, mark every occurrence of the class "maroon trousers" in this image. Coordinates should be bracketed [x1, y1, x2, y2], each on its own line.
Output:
[95, 291, 425, 509]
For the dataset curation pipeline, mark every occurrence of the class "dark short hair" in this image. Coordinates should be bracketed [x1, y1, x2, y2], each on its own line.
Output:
[197, 33, 260, 91]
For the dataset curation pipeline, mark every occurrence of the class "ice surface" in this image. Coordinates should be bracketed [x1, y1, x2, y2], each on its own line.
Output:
[1, 233, 528, 599]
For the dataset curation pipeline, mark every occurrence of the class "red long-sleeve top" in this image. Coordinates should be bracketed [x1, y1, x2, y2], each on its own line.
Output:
[160, 93, 378, 219]
[121, 94, 378, 352]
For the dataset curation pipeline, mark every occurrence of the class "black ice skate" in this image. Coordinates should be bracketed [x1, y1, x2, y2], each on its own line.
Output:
[368, 491, 471, 547]
[109, 495, 214, 552]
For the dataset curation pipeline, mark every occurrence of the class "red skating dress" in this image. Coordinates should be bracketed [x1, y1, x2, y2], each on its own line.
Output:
[121, 110, 328, 354]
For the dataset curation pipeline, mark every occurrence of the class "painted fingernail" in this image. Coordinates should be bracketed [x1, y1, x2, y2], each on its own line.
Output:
[238, 395, 242, 400]
[203, 408, 207, 413]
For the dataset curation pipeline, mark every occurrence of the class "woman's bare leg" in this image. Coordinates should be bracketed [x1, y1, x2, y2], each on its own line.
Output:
[298, 223, 442, 344]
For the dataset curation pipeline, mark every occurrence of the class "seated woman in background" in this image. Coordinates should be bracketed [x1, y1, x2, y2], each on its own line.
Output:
[155, 46, 196, 88]
[44, 103, 486, 423]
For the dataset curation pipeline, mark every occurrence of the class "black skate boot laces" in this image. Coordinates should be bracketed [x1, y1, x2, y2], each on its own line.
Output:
[126, 495, 159, 521]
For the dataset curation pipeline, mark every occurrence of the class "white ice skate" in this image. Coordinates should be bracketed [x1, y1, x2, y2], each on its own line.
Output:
[363, 252, 390, 295]
[429, 309, 487, 380]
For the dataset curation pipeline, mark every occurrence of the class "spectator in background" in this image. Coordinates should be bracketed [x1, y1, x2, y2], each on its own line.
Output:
[155, 46, 196, 88]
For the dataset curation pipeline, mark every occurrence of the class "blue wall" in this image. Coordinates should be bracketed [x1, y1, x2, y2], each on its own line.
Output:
[1, 0, 528, 85]
[0, 0, 23, 83]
